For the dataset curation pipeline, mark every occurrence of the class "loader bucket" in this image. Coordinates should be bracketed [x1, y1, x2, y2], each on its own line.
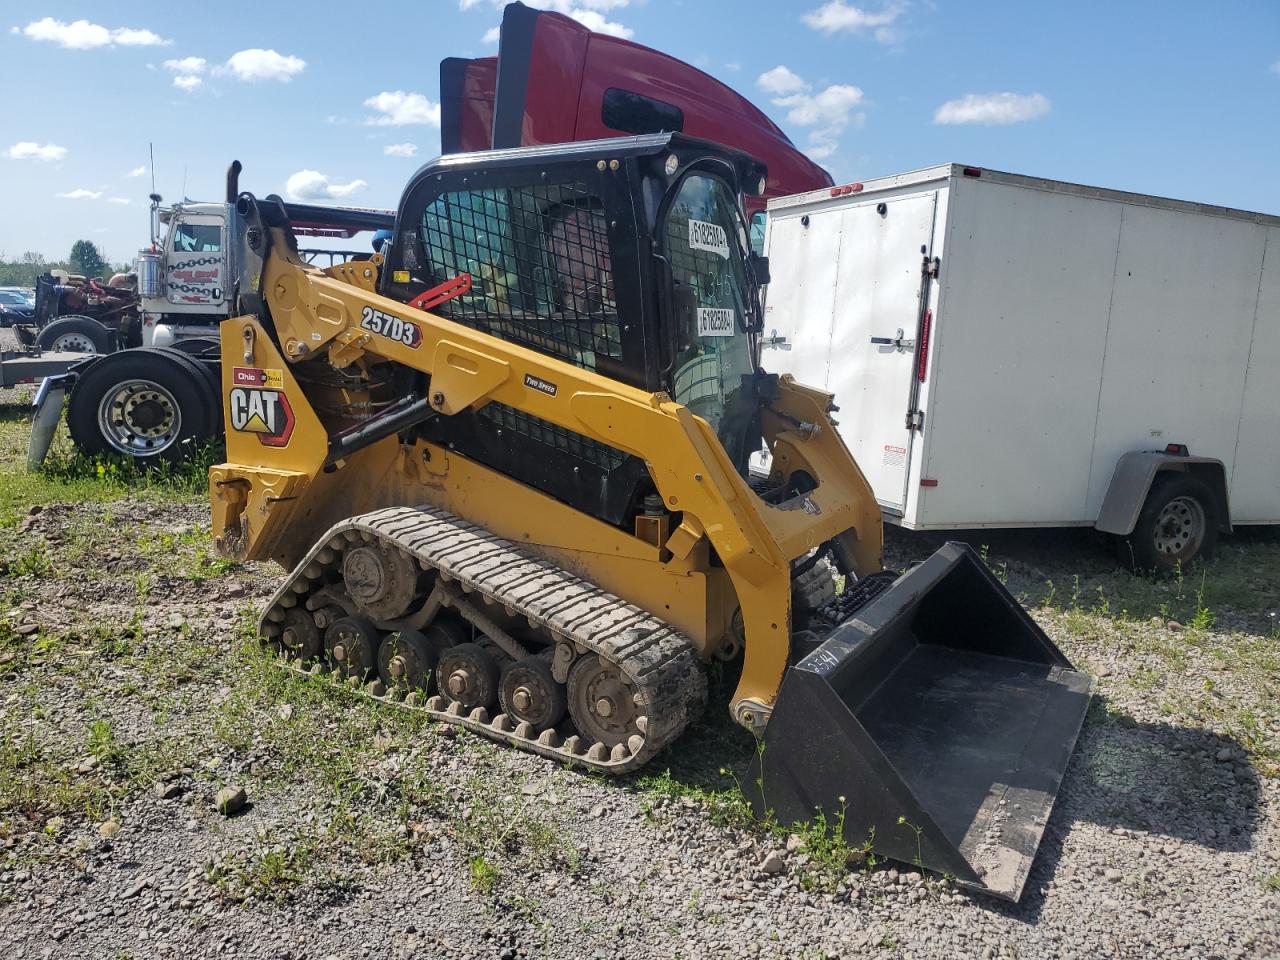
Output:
[748, 542, 1091, 901]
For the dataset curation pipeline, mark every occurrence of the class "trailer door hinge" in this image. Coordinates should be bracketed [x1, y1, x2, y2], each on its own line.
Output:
[906, 409, 924, 431]
[921, 250, 940, 278]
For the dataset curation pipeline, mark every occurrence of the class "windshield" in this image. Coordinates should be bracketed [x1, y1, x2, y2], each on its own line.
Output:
[663, 173, 759, 470]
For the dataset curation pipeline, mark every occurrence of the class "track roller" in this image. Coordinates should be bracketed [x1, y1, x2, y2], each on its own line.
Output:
[437, 642, 499, 712]
[499, 656, 567, 732]
[324, 615, 379, 679]
[280, 608, 322, 660]
[376, 629, 437, 692]
[567, 653, 644, 750]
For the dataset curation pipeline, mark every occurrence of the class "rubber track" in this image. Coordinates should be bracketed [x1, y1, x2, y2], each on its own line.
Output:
[259, 505, 707, 775]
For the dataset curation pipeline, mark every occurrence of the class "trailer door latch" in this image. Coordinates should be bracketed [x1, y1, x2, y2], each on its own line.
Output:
[906, 409, 924, 431]
[871, 328, 916, 352]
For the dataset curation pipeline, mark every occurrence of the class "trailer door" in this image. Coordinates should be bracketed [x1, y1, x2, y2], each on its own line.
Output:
[827, 192, 937, 514]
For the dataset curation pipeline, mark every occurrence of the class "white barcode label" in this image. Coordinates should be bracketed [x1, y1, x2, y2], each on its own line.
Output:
[697, 307, 735, 337]
[688, 219, 730, 259]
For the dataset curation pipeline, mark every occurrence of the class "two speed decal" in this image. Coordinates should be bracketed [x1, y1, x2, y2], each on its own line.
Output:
[360, 306, 423, 348]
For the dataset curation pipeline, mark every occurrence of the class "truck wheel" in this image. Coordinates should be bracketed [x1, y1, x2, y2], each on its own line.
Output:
[66, 350, 215, 463]
[1119, 475, 1219, 574]
[154, 347, 222, 432]
[35, 316, 110, 354]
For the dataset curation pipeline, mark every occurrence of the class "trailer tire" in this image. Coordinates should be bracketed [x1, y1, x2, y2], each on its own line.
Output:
[35, 316, 110, 355]
[67, 349, 216, 464]
[1119, 474, 1219, 575]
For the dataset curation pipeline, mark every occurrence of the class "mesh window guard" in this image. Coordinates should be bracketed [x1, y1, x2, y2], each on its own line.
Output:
[419, 182, 630, 476]
[420, 183, 623, 371]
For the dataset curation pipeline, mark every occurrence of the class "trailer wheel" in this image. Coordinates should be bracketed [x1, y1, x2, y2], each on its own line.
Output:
[1119, 474, 1219, 574]
[35, 316, 110, 354]
[67, 349, 216, 463]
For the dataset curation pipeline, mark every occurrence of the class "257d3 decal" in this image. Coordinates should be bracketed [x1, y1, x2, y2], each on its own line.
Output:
[360, 306, 423, 348]
[229, 367, 295, 447]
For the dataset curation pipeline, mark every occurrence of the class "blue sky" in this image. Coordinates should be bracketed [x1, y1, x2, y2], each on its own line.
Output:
[2, 0, 1278, 264]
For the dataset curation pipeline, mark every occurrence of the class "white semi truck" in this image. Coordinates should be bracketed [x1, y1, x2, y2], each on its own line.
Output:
[758, 164, 1278, 571]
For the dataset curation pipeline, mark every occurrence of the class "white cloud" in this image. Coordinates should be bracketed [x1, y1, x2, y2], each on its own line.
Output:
[775, 84, 866, 128]
[127, 165, 147, 178]
[57, 188, 103, 200]
[19, 17, 168, 49]
[757, 65, 809, 96]
[1271, 59, 1280, 74]
[6, 142, 67, 162]
[285, 170, 369, 201]
[756, 68, 866, 168]
[560, 9, 632, 38]
[163, 56, 207, 74]
[222, 49, 305, 82]
[461, 0, 633, 39]
[106, 197, 131, 205]
[934, 91, 1050, 125]
[173, 75, 203, 92]
[802, 2, 903, 39]
[481, 26, 502, 44]
[363, 91, 441, 127]
[384, 143, 419, 158]
[724, 62, 742, 73]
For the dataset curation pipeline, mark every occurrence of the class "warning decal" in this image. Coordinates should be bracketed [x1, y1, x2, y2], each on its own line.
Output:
[688, 219, 730, 260]
[229, 368, 294, 447]
[883, 444, 907, 469]
[696, 307, 735, 338]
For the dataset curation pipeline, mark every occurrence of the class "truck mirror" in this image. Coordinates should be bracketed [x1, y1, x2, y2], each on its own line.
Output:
[749, 253, 770, 285]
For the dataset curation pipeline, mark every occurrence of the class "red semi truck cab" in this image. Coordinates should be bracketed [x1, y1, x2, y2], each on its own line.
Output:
[439, 1, 833, 226]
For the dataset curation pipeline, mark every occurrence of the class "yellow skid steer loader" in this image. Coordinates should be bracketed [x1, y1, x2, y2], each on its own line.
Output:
[210, 135, 1090, 900]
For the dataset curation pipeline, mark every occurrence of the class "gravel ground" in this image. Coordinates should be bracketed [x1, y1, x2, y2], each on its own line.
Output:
[0, 386, 1276, 959]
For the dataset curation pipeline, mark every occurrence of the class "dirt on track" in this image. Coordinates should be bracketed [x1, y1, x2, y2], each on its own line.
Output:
[0, 436, 1277, 958]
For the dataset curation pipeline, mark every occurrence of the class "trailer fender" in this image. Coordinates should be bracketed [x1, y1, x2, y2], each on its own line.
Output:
[1095, 452, 1231, 536]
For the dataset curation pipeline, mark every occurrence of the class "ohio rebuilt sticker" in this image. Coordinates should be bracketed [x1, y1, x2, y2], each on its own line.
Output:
[361, 306, 423, 348]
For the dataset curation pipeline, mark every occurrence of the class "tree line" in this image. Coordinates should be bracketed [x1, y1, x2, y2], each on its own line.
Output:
[0, 241, 131, 287]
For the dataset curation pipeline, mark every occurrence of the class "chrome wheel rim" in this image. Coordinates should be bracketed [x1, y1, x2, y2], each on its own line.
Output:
[51, 332, 97, 353]
[96, 379, 182, 455]
[1153, 496, 1205, 559]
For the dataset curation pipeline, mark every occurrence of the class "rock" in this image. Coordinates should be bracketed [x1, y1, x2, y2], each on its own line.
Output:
[154, 781, 182, 800]
[168, 613, 186, 630]
[98, 820, 120, 839]
[215, 786, 247, 816]
[1166, 620, 1183, 632]
[15, 623, 39, 636]
[785, 834, 805, 853]
[278, 703, 294, 721]
[122, 876, 150, 899]
[589, 804, 605, 818]
[1215, 747, 1234, 762]
[44, 816, 65, 835]
[759, 851, 786, 875]
[1104, 868, 1122, 883]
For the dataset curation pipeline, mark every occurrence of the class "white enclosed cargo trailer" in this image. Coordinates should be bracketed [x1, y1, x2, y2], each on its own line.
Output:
[759, 164, 1279, 569]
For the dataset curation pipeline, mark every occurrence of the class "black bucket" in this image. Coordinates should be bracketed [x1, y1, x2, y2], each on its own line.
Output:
[747, 542, 1091, 901]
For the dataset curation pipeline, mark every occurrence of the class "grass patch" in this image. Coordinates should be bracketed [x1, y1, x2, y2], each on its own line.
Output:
[0, 396, 217, 525]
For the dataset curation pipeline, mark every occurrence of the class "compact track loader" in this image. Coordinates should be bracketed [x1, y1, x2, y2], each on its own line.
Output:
[211, 134, 1090, 900]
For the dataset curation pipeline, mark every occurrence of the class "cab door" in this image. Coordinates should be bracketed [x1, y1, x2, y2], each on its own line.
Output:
[165, 215, 228, 309]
